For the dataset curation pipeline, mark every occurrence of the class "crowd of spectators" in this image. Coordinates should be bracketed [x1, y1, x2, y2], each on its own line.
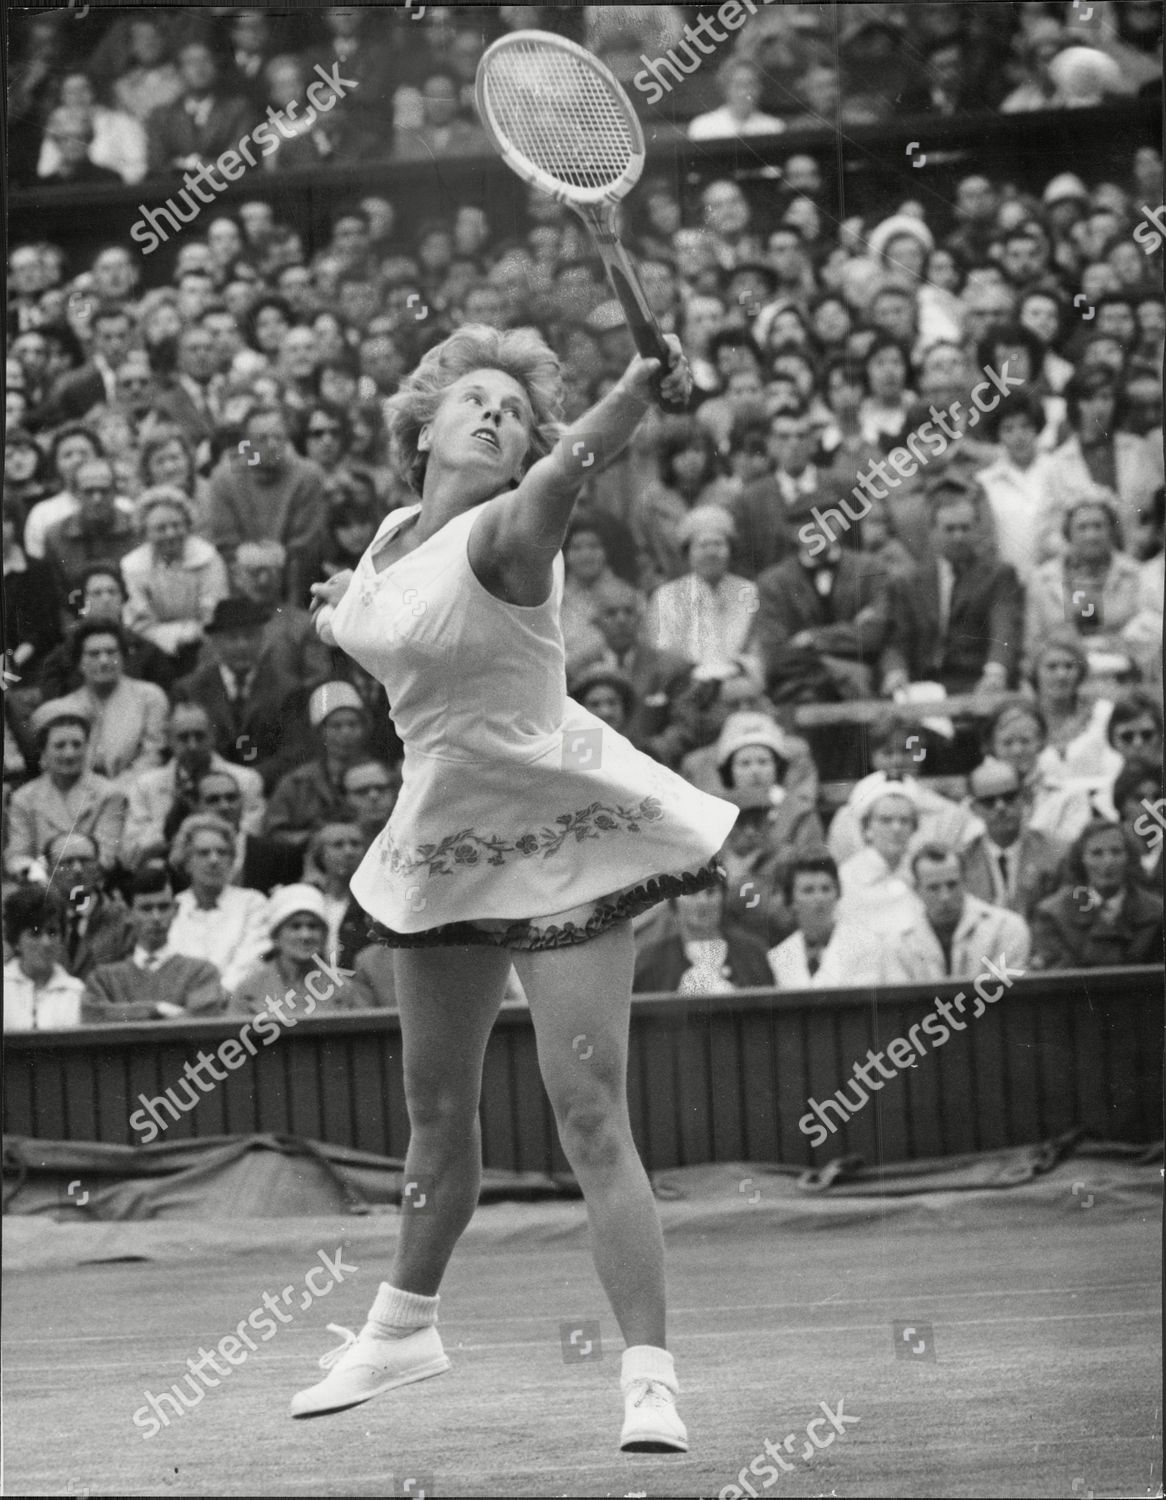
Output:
[4, 4, 1163, 1027]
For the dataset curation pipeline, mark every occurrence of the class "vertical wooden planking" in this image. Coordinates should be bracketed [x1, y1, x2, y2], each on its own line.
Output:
[969, 1001, 1010, 1152]
[739, 1004, 780, 1161]
[834, 995, 881, 1165]
[998, 985, 1042, 1145]
[868, 999, 911, 1165]
[675, 1006, 713, 1167]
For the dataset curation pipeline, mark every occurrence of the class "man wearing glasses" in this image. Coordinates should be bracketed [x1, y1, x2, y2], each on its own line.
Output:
[341, 758, 401, 845]
[961, 759, 1066, 921]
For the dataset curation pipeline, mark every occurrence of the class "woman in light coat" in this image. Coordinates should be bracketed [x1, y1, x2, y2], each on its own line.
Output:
[121, 486, 228, 676]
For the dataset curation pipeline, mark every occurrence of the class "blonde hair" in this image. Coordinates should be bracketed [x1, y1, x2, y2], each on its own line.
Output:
[170, 813, 237, 872]
[384, 323, 564, 495]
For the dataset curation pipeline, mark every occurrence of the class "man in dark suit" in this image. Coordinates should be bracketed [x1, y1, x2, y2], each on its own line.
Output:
[633, 882, 773, 993]
[569, 577, 698, 768]
[754, 508, 889, 702]
[31, 308, 135, 430]
[153, 324, 221, 446]
[193, 768, 302, 894]
[172, 598, 297, 790]
[146, 40, 255, 176]
[961, 761, 1066, 920]
[46, 831, 134, 981]
[728, 405, 835, 580]
[878, 480, 1023, 697]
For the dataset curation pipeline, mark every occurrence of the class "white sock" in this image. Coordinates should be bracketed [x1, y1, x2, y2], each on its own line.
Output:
[621, 1344, 678, 1394]
[362, 1282, 439, 1341]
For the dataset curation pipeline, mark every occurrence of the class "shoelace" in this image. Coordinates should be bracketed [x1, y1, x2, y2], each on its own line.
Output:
[317, 1324, 358, 1369]
[628, 1379, 676, 1409]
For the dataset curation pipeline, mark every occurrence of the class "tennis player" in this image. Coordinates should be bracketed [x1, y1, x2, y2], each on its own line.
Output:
[294, 323, 737, 1452]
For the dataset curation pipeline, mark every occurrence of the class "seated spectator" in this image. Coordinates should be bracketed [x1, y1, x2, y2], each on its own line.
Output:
[37, 564, 176, 697]
[755, 504, 887, 704]
[1025, 490, 1146, 673]
[728, 404, 827, 579]
[570, 664, 640, 743]
[976, 393, 1060, 576]
[392, 69, 489, 162]
[1040, 369, 1163, 554]
[853, 494, 916, 587]
[881, 843, 1032, 982]
[827, 716, 983, 865]
[1106, 688, 1163, 779]
[688, 59, 785, 141]
[999, 19, 1067, 113]
[167, 814, 268, 994]
[111, 15, 183, 123]
[961, 760, 1067, 920]
[45, 831, 134, 981]
[567, 577, 698, 768]
[83, 865, 226, 1022]
[767, 851, 887, 989]
[341, 758, 401, 843]
[632, 418, 736, 593]
[53, 620, 168, 787]
[37, 72, 147, 184]
[228, 883, 365, 1021]
[3, 498, 64, 686]
[120, 487, 228, 676]
[1031, 820, 1164, 970]
[302, 819, 371, 969]
[718, 787, 797, 950]
[645, 506, 760, 680]
[230, 540, 332, 691]
[145, 39, 255, 177]
[2, 887, 84, 1031]
[206, 404, 328, 603]
[836, 781, 925, 931]
[6, 703, 126, 878]
[633, 883, 773, 995]
[23, 425, 110, 558]
[264, 681, 371, 847]
[43, 458, 137, 595]
[139, 425, 212, 534]
[257, 55, 375, 172]
[173, 598, 298, 787]
[154, 325, 224, 448]
[37, 107, 123, 187]
[1114, 761, 1164, 887]
[714, 712, 825, 861]
[191, 768, 302, 895]
[981, 696, 1105, 846]
[1028, 629, 1123, 788]
[122, 702, 265, 866]
[879, 481, 1023, 698]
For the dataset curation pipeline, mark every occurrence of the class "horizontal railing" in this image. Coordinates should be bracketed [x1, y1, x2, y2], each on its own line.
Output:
[4, 967, 1160, 1171]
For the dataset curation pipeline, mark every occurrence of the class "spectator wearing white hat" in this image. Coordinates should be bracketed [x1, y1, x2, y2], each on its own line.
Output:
[880, 843, 1030, 983]
[264, 682, 371, 848]
[120, 486, 228, 673]
[714, 712, 824, 863]
[167, 813, 268, 994]
[645, 504, 760, 681]
[836, 780, 925, 933]
[5, 701, 126, 879]
[228, 882, 368, 1022]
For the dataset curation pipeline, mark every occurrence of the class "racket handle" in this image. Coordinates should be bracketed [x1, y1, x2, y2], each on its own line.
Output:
[594, 237, 688, 412]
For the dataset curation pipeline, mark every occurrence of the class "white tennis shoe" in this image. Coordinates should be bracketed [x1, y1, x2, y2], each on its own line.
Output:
[619, 1377, 689, 1452]
[289, 1322, 451, 1419]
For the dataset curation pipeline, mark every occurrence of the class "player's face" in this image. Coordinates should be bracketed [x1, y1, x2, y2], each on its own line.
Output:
[424, 368, 534, 489]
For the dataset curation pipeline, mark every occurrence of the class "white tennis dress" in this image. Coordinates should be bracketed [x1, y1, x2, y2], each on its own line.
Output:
[329, 500, 738, 950]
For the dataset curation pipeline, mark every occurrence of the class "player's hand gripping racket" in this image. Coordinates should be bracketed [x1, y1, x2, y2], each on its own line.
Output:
[475, 30, 685, 410]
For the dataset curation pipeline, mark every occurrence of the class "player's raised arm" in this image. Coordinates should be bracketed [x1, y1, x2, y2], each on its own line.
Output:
[489, 337, 691, 567]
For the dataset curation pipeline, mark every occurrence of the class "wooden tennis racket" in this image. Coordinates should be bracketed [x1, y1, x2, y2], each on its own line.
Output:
[475, 29, 684, 408]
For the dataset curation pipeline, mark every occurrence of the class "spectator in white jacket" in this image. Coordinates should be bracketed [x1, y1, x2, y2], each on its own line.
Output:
[121, 487, 229, 675]
[880, 844, 1031, 984]
[165, 814, 268, 994]
[767, 852, 888, 989]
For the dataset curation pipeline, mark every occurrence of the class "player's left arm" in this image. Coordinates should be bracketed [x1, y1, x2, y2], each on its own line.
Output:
[484, 338, 690, 586]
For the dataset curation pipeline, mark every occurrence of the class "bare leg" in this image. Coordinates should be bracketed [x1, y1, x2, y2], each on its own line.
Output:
[512, 920, 666, 1348]
[389, 942, 513, 1295]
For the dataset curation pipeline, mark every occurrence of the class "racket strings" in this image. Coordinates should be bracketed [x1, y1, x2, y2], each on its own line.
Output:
[482, 42, 635, 192]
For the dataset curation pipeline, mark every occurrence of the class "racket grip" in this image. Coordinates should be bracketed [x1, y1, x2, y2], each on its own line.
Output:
[605, 263, 687, 413]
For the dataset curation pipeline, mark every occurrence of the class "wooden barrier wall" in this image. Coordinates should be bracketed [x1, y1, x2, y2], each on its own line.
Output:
[4, 968, 1161, 1170]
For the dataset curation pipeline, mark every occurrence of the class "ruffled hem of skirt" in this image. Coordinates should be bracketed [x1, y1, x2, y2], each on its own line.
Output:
[361, 856, 727, 952]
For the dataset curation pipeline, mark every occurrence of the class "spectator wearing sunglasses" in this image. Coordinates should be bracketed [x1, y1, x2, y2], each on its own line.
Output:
[961, 759, 1066, 920]
[1106, 688, 1163, 773]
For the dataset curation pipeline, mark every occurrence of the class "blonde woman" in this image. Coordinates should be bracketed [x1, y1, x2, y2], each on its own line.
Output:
[303, 323, 736, 1450]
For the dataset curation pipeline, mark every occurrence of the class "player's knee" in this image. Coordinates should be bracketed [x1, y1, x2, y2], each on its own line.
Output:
[555, 1089, 628, 1171]
[403, 1075, 479, 1136]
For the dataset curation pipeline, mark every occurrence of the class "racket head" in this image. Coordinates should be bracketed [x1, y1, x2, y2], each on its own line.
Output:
[475, 30, 646, 208]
